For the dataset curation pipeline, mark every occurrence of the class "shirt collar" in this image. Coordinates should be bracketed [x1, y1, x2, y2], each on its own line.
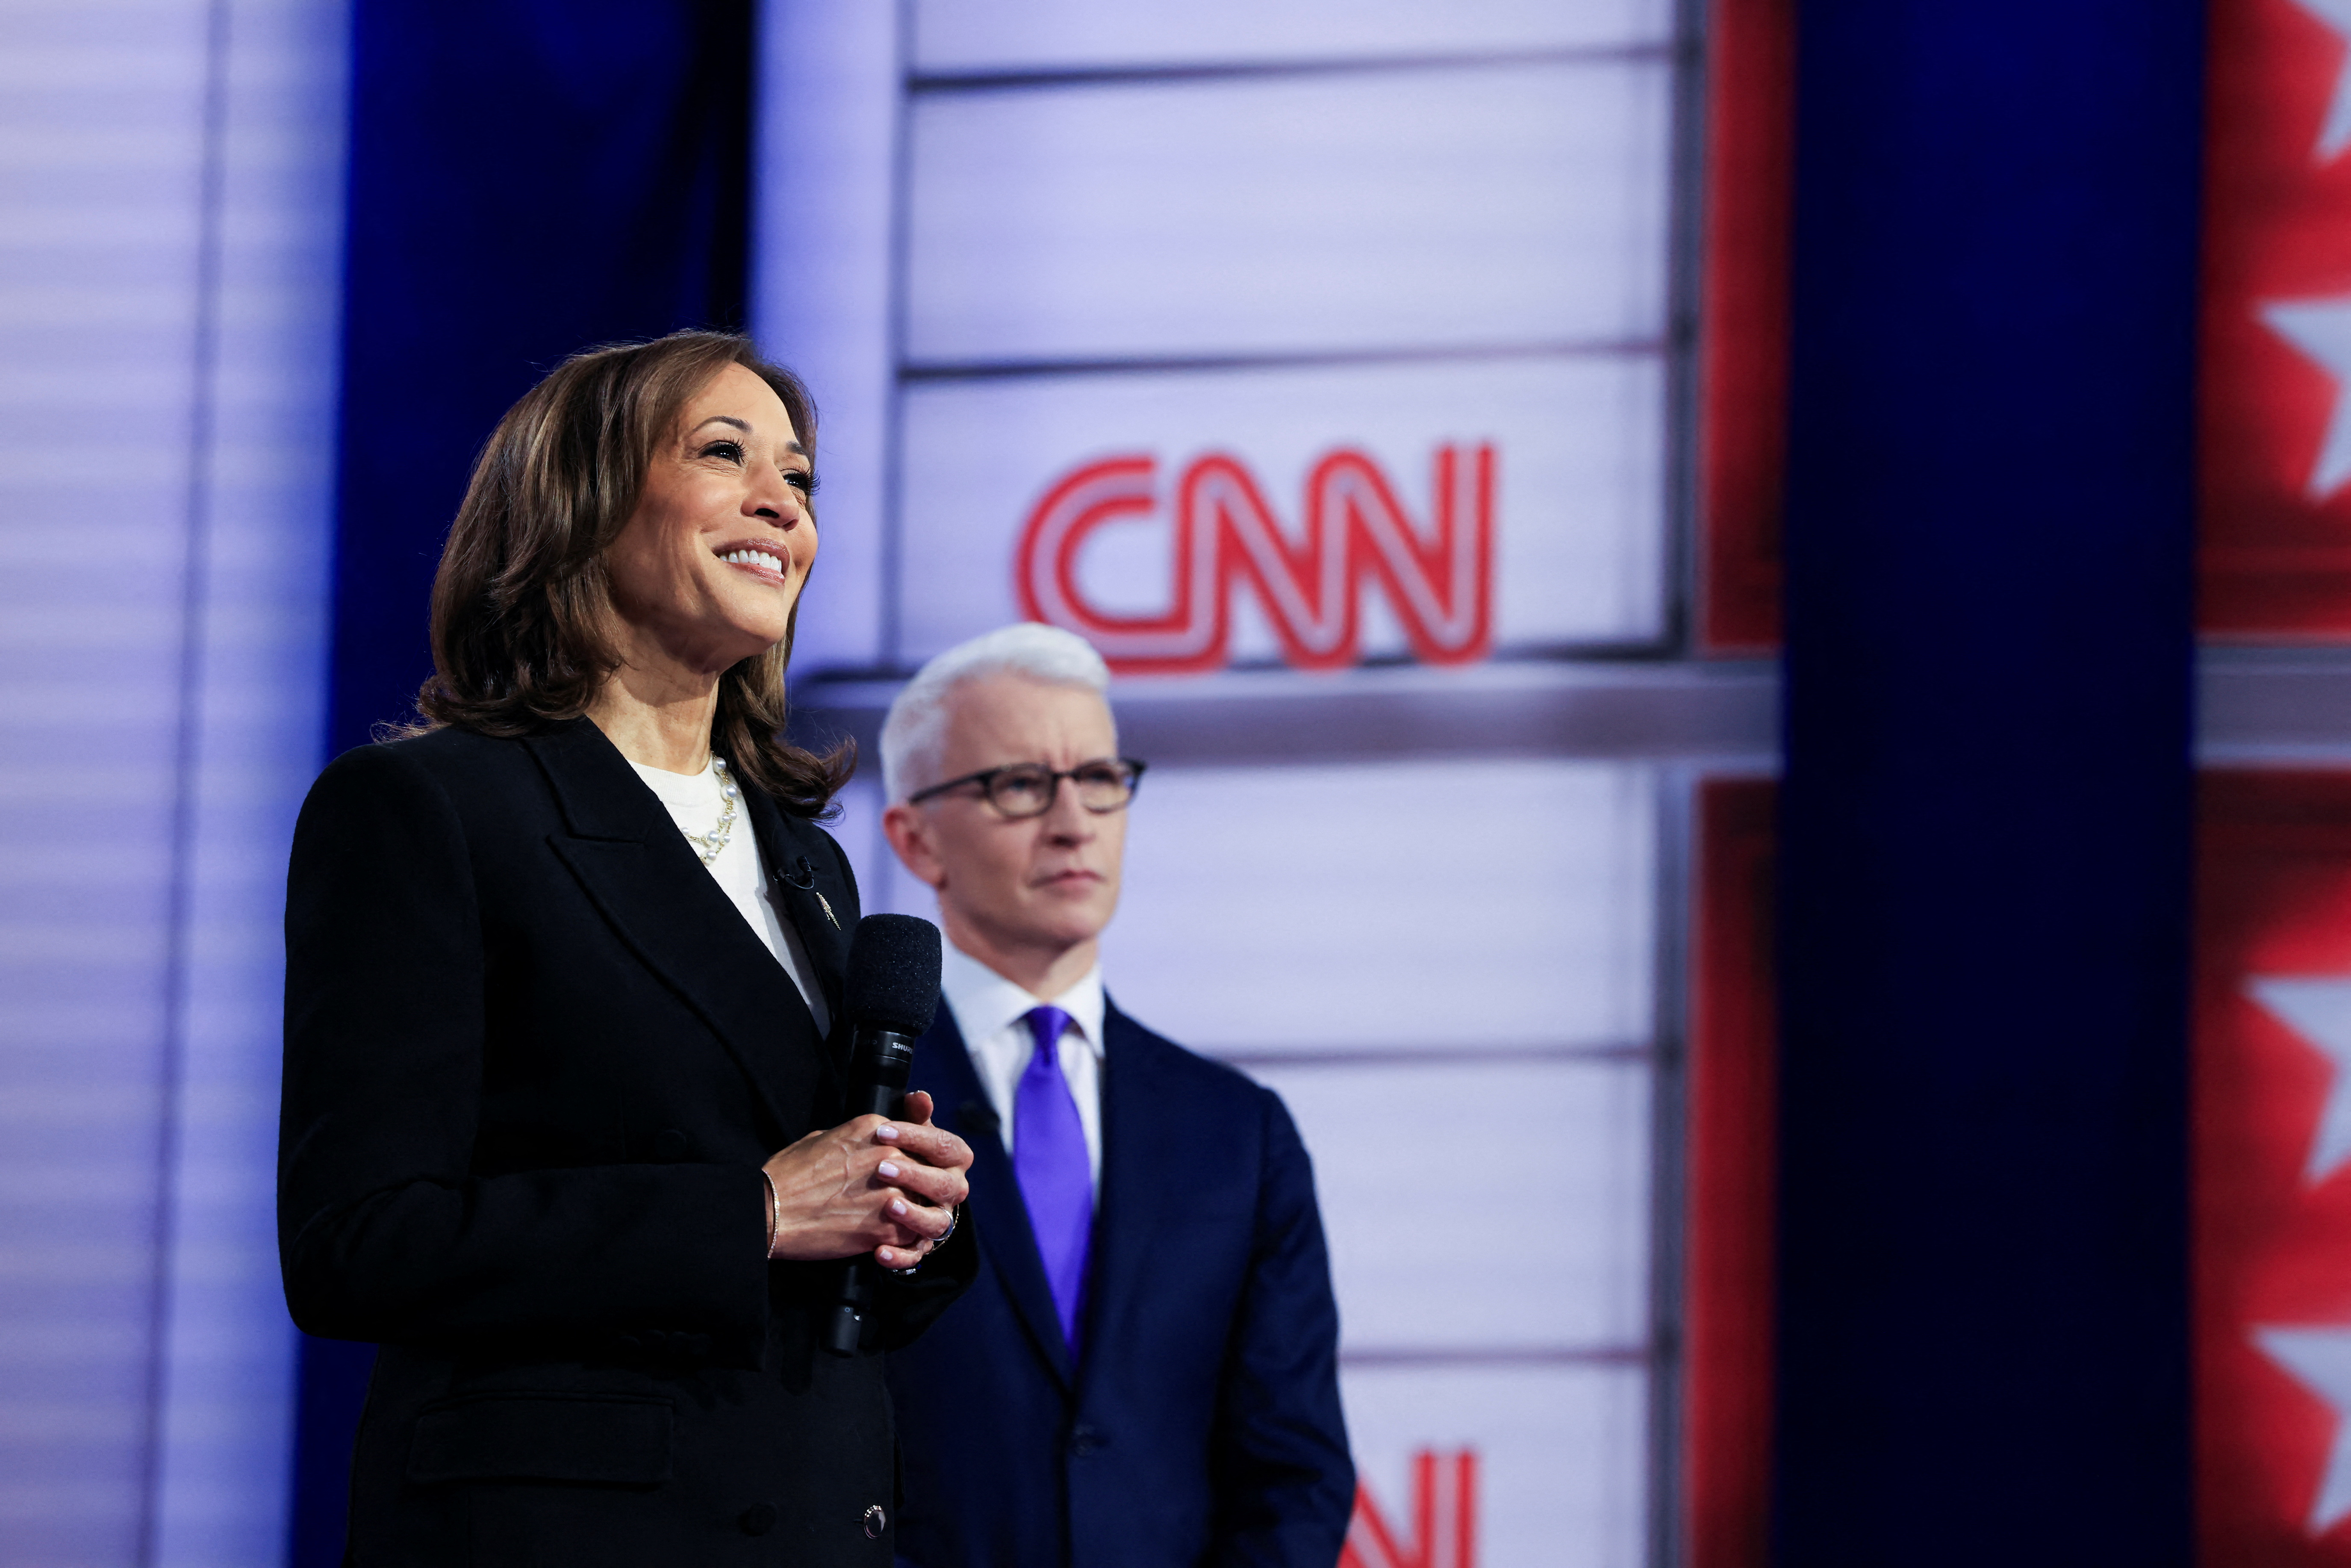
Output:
[940, 942, 1106, 1058]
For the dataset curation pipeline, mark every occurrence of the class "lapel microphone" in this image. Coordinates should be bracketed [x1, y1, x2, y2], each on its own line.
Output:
[823, 914, 943, 1357]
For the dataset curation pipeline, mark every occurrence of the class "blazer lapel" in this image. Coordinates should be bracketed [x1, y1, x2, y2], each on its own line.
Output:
[1079, 1000, 1168, 1397]
[523, 719, 835, 1141]
[920, 1008, 1075, 1392]
[742, 788, 851, 1064]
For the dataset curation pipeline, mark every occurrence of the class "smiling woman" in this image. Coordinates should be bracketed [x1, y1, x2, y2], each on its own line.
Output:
[419, 335, 837, 810]
[278, 331, 978, 1566]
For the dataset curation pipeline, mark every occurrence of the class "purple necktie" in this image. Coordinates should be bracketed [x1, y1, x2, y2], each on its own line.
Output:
[1013, 1005, 1092, 1350]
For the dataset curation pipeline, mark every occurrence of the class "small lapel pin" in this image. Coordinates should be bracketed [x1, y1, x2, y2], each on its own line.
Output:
[783, 855, 816, 890]
[815, 890, 838, 929]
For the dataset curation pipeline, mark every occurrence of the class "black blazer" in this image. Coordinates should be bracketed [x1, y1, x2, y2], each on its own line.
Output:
[278, 717, 973, 1568]
[886, 1004, 1354, 1568]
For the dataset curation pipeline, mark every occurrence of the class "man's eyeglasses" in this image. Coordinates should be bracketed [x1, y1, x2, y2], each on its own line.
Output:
[907, 758, 1149, 820]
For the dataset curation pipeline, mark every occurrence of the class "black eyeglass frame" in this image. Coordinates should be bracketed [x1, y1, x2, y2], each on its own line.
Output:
[906, 757, 1150, 819]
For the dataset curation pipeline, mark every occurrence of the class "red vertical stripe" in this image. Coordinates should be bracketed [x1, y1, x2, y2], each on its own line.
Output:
[1686, 778, 1778, 1568]
[2198, 773, 2351, 1565]
[1698, 0, 1797, 651]
[2200, 0, 2351, 633]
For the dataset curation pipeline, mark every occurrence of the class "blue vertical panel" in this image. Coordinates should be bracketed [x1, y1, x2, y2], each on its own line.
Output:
[1775, 2, 2202, 1561]
[303, 5, 754, 1562]
[328, 0, 754, 757]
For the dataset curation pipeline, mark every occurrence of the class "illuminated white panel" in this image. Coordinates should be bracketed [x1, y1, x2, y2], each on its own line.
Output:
[0, 0, 343, 1559]
[904, 59, 1672, 364]
[1099, 760, 1655, 1052]
[911, 0, 1673, 72]
[893, 354, 1665, 668]
[1249, 1058, 1649, 1350]
[754, 0, 899, 671]
[147, 7, 347, 1558]
[1342, 1364, 1647, 1568]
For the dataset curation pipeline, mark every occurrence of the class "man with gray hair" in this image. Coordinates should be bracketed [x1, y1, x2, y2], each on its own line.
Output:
[877, 623, 1354, 1568]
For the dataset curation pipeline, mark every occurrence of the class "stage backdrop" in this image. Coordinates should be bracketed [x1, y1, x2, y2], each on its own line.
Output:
[0, 1, 349, 1563]
[1693, 0, 2337, 1560]
[2192, 6, 2351, 1561]
[758, 3, 1774, 1562]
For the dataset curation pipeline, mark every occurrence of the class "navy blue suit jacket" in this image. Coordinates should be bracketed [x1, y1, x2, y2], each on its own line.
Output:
[886, 1000, 1353, 1568]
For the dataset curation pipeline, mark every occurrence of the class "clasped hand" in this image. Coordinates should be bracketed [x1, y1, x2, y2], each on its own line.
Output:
[761, 1090, 973, 1270]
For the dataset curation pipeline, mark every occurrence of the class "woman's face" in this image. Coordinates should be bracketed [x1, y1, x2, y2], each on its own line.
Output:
[603, 361, 818, 675]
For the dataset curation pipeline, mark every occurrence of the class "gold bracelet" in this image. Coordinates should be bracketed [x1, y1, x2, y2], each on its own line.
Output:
[762, 1169, 781, 1258]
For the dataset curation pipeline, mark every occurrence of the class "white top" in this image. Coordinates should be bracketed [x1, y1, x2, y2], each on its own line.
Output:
[940, 943, 1105, 1188]
[628, 758, 830, 1037]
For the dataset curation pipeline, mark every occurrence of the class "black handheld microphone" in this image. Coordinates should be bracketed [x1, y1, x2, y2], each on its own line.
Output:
[822, 913, 943, 1357]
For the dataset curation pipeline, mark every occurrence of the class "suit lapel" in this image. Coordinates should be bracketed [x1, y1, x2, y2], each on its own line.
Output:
[523, 719, 837, 1140]
[742, 787, 852, 1063]
[1079, 1000, 1167, 1397]
[919, 1008, 1075, 1391]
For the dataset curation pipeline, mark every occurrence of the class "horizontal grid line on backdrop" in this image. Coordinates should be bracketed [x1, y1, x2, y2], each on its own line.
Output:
[899, 337, 1669, 384]
[1339, 1344, 1651, 1369]
[904, 42, 1675, 97]
[898, 41, 1674, 98]
[1207, 1042, 1654, 1070]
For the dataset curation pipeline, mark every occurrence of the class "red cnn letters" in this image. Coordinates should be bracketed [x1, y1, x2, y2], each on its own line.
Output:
[1016, 445, 1497, 675]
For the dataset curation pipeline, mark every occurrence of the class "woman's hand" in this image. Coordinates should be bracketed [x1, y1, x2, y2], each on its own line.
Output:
[760, 1090, 973, 1269]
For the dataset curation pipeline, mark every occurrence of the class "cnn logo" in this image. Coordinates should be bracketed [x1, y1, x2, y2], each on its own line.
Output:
[1014, 444, 1497, 675]
[1343, 1449, 1479, 1568]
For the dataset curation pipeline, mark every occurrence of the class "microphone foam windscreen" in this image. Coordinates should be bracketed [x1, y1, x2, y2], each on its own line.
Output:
[843, 914, 943, 1035]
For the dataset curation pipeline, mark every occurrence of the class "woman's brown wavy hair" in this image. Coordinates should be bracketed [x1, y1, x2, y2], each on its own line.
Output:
[413, 330, 851, 816]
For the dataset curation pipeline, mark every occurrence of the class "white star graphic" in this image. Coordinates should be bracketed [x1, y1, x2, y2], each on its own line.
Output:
[2295, 0, 2351, 159]
[2250, 976, 2351, 1182]
[2259, 1326, 2351, 1534]
[2258, 301, 2351, 500]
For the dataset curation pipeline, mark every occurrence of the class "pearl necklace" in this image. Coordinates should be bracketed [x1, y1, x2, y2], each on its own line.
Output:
[681, 756, 739, 865]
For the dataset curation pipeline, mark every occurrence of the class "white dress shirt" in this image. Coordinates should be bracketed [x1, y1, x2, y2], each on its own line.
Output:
[939, 943, 1105, 1188]
[628, 758, 830, 1036]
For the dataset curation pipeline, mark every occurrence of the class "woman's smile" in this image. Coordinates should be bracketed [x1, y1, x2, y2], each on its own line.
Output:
[715, 540, 794, 584]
